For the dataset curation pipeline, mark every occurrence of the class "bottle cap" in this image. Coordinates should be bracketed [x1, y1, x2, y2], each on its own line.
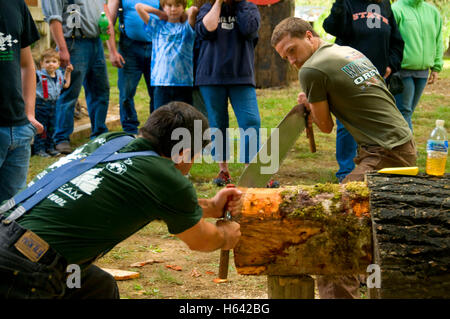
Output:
[436, 119, 444, 127]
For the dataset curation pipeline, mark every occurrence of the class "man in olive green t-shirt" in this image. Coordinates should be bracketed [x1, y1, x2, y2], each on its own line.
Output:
[271, 17, 416, 299]
[272, 17, 416, 184]
[0, 102, 242, 299]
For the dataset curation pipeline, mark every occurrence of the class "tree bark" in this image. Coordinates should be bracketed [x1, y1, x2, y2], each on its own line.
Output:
[253, 0, 297, 88]
[367, 173, 450, 299]
[233, 184, 373, 276]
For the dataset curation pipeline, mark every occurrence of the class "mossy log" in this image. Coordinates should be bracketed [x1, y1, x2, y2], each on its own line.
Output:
[366, 173, 450, 299]
[233, 182, 373, 276]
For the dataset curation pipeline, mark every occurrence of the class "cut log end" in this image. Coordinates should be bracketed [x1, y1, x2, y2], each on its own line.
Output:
[234, 183, 372, 276]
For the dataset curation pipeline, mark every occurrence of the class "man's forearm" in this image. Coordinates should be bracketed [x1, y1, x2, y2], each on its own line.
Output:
[104, 4, 119, 54]
[20, 47, 38, 124]
[198, 198, 218, 218]
[49, 20, 68, 52]
[107, 0, 119, 25]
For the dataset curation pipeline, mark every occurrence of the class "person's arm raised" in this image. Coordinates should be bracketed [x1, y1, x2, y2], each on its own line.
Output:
[135, 3, 168, 24]
[201, 0, 223, 32]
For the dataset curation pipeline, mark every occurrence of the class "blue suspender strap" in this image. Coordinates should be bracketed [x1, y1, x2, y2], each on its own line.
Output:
[0, 135, 134, 214]
[1, 136, 158, 222]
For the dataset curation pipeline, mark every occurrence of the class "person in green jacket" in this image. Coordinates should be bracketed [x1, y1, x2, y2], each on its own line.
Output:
[392, 0, 444, 131]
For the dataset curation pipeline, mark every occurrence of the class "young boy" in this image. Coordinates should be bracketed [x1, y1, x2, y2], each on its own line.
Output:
[136, 0, 198, 109]
[34, 49, 73, 157]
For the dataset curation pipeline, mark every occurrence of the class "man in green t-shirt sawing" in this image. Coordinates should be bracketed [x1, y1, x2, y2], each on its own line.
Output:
[0, 102, 241, 299]
[271, 17, 416, 184]
[271, 17, 417, 299]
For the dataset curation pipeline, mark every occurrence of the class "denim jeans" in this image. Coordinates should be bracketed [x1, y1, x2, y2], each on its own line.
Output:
[394, 76, 428, 131]
[33, 99, 57, 153]
[199, 85, 261, 163]
[118, 34, 154, 134]
[0, 123, 36, 203]
[153, 86, 193, 110]
[0, 217, 119, 299]
[54, 38, 109, 144]
[335, 119, 357, 182]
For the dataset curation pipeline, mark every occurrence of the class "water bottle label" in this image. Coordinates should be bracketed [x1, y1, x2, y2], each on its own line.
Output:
[427, 140, 448, 153]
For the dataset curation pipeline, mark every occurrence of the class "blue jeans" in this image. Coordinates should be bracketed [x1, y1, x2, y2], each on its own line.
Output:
[335, 119, 357, 182]
[199, 85, 261, 163]
[54, 38, 109, 144]
[0, 123, 36, 203]
[118, 34, 154, 134]
[394, 76, 428, 131]
[153, 86, 193, 110]
[33, 99, 57, 153]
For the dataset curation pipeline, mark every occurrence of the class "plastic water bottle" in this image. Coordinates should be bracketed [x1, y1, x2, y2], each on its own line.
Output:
[98, 12, 110, 41]
[426, 119, 448, 176]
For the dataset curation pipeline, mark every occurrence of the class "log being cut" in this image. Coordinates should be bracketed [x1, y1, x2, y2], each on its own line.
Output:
[233, 173, 449, 298]
[233, 181, 373, 276]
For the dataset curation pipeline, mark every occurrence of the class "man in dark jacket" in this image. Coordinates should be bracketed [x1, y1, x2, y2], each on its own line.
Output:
[195, 0, 261, 186]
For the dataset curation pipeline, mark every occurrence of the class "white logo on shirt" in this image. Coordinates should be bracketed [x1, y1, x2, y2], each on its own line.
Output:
[0, 32, 18, 51]
[71, 168, 104, 196]
[219, 16, 235, 30]
[106, 162, 127, 175]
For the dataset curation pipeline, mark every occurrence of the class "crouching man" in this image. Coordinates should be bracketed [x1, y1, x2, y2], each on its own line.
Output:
[0, 102, 241, 299]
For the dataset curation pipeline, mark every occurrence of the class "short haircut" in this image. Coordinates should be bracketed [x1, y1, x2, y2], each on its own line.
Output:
[160, 0, 187, 8]
[39, 48, 60, 63]
[139, 101, 210, 159]
[271, 17, 319, 47]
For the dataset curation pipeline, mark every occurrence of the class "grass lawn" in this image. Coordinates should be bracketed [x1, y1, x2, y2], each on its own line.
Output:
[25, 56, 450, 299]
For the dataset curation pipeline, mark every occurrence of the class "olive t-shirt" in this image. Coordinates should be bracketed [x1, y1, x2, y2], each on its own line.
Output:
[299, 43, 412, 150]
[16, 132, 203, 266]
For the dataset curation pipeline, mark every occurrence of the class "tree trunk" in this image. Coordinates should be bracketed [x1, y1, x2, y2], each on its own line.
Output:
[254, 0, 297, 88]
[233, 184, 373, 276]
[267, 275, 315, 298]
[366, 173, 450, 299]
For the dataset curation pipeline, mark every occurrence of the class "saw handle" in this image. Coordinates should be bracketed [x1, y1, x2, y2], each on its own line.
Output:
[305, 118, 316, 153]
[299, 103, 316, 153]
[218, 184, 235, 280]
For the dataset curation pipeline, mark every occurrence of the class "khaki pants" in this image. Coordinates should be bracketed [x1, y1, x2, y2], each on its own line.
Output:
[343, 139, 417, 183]
[318, 139, 417, 299]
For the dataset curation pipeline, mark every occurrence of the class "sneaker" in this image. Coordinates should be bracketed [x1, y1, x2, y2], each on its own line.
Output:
[55, 141, 72, 154]
[266, 179, 280, 188]
[213, 171, 232, 187]
[35, 150, 50, 158]
[47, 148, 61, 157]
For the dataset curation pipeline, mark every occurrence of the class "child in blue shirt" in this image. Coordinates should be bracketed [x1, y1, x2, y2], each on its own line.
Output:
[136, 0, 198, 109]
[34, 49, 73, 157]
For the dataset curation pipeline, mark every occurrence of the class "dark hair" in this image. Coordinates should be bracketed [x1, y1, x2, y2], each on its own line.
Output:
[271, 17, 319, 47]
[139, 102, 210, 159]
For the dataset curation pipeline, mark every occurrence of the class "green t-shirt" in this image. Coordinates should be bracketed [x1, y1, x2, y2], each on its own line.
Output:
[299, 43, 412, 150]
[14, 132, 203, 266]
